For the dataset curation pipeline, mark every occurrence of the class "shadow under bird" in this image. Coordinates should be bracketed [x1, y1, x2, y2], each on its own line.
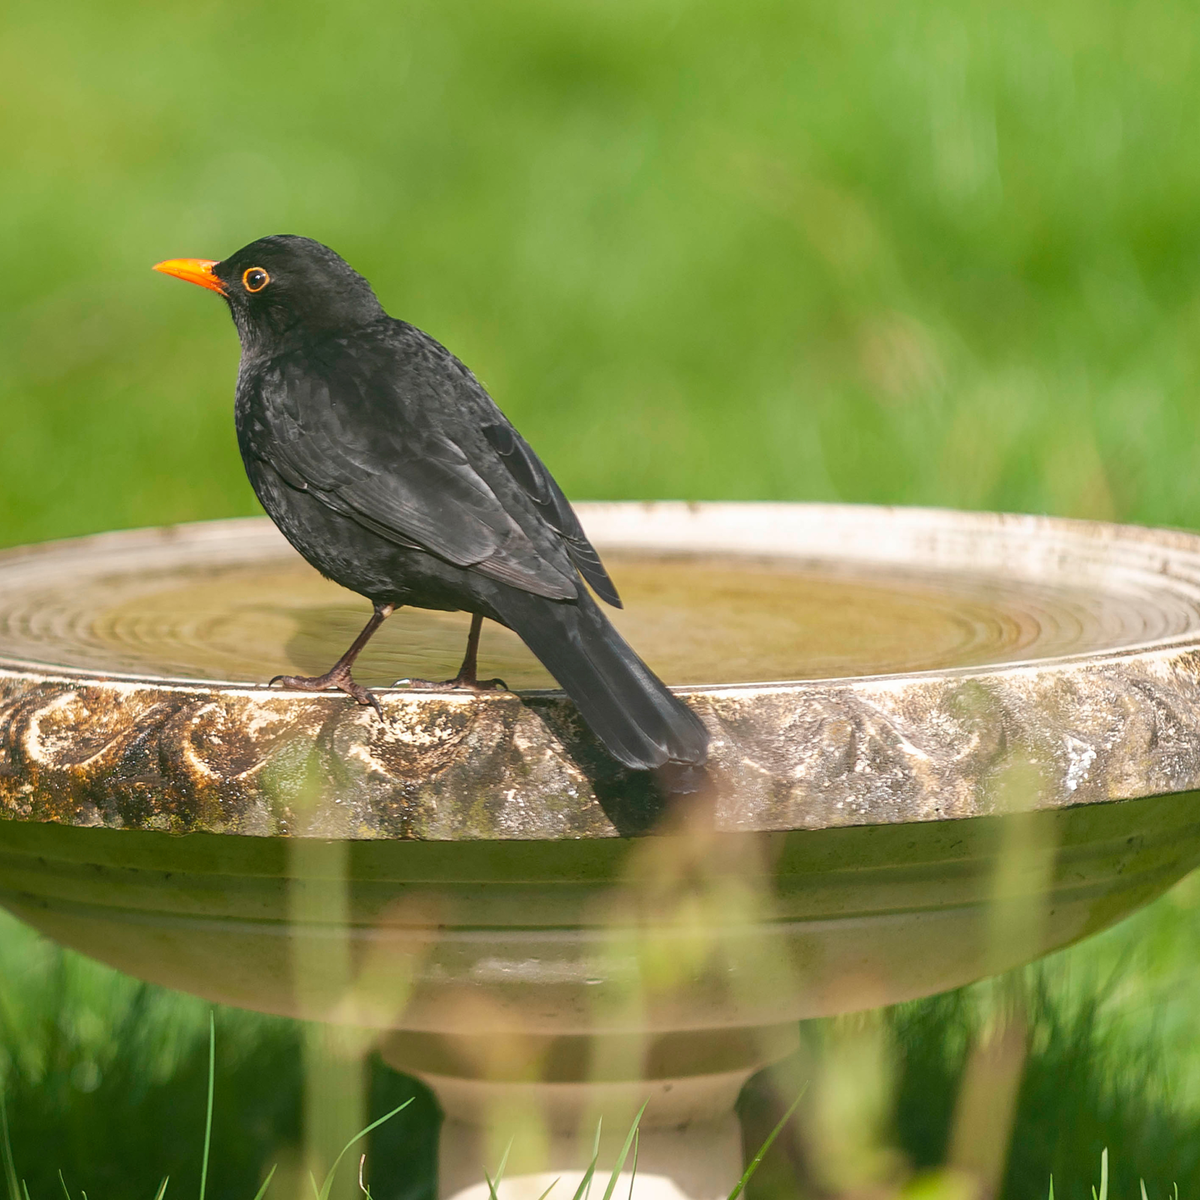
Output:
[153, 235, 709, 772]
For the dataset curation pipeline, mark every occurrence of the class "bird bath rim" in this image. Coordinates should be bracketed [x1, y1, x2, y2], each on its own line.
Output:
[3, 501, 1200, 841]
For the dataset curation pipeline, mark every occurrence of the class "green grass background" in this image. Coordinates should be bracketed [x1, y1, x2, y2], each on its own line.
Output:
[8, 0, 1200, 542]
[5, 0, 1200, 1195]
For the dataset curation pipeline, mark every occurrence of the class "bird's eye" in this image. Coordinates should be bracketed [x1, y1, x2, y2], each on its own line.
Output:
[242, 267, 270, 293]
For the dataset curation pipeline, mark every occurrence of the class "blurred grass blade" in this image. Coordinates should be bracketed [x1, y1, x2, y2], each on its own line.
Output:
[600, 1101, 648, 1200]
[484, 1135, 515, 1200]
[1141, 1181, 1149, 1200]
[59, 1171, 73, 1200]
[495, 1138, 513, 1188]
[153, 1177, 169, 1200]
[20, 1182, 29, 1200]
[250, 1164, 278, 1200]
[580, 1119, 602, 1200]
[535, 1181, 560, 1200]
[626, 1131, 639, 1200]
[1048, 1176, 1054, 1200]
[199, 1013, 214, 1200]
[0, 1093, 19, 1200]
[1092, 1148, 1108, 1200]
[316, 1099, 414, 1200]
[569, 1154, 598, 1200]
[727, 1087, 806, 1200]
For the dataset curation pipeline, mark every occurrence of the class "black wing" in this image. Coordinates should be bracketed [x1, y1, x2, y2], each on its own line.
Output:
[243, 350, 580, 601]
[480, 421, 622, 608]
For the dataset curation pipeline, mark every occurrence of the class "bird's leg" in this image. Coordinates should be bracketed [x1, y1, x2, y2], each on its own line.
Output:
[270, 602, 394, 717]
[395, 612, 508, 692]
[447, 612, 508, 690]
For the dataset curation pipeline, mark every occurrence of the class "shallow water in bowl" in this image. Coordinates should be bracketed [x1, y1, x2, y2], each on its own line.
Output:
[0, 549, 1187, 687]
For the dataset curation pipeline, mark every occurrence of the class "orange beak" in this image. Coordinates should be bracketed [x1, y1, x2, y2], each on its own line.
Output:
[152, 258, 226, 295]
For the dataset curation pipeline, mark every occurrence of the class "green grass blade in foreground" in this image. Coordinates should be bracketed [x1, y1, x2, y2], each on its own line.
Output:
[484, 1136, 515, 1200]
[600, 1102, 648, 1200]
[626, 1131, 638, 1200]
[153, 1178, 169, 1200]
[315, 1099, 414, 1200]
[1049, 1176, 1054, 1200]
[59, 1171, 72, 1200]
[727, 1088, 806, 1200]
[1, 1094, 20, 1200]
[250, 1165, 277, 1200]
[199, 1014, 214, 1200]
[570, 1118, 606, 1200]
[568, 1158, 597, 1200]
[1092, 1149, 1109, 1200]
[534, 1181, 560, 1200]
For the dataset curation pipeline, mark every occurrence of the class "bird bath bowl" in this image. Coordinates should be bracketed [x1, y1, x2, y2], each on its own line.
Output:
[3, 502, 1200, 1198]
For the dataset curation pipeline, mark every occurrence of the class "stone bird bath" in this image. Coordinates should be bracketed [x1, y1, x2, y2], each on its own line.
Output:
[2, 502, 1200, 1198]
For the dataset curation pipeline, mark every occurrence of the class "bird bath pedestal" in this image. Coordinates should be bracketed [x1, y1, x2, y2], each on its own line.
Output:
[3, 503, 1200, 1198]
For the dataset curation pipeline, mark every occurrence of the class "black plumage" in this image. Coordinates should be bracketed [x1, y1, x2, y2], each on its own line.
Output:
[154, 235, 708, 771]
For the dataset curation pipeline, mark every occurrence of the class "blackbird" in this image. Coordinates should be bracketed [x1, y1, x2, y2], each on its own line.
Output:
[154, 235, 708, 771]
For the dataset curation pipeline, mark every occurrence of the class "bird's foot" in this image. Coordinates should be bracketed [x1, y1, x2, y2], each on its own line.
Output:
[393, 674, 509, 693]
[449, 671, 509, 692]
[269, 668, 384, 719]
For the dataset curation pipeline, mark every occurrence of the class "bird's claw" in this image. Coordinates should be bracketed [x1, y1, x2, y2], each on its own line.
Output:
[458, 676, 508, 692]
[393, 675, 509, 693]
[268, 671, 385, 719]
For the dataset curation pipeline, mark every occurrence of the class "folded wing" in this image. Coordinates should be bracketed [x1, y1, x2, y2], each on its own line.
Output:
[245, 361, 580, 600]
[481, 421, 621, 607]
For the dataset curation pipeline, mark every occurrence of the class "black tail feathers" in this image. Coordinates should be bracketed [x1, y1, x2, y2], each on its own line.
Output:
[489, 587, 710, 772]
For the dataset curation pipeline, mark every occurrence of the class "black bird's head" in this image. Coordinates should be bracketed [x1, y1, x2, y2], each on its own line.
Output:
[154, 235, 385, 355]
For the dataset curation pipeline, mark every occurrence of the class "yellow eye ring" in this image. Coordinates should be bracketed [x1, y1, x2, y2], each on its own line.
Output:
[243, 267, 270, 293]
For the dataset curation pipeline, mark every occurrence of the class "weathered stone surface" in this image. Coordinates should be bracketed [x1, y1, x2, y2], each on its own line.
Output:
[0, 646, 1198, 838]
[0, 503, 1199, 838]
